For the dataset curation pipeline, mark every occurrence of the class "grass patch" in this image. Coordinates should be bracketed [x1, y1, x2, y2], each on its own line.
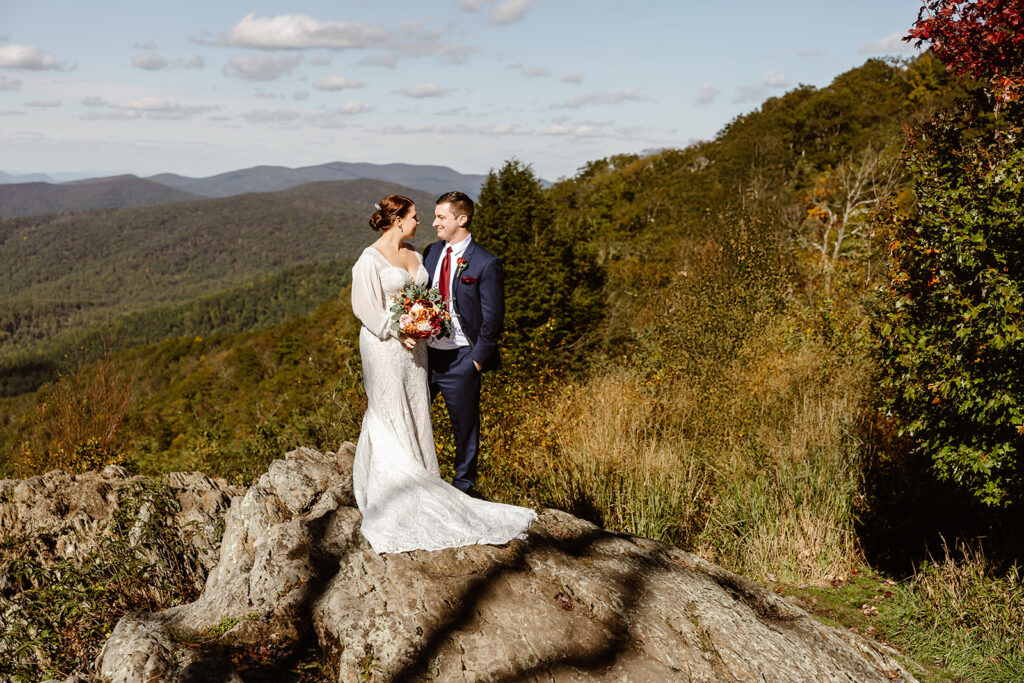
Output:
[879, 546, 1024, 682]
[775, 548, 1024, 683]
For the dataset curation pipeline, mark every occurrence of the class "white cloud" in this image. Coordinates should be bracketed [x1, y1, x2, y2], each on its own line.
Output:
[434, 106, 468, 116]
[293, 90, 309, 100]
[798, 49, 824, 58]
[0, 110, 22, 116]
[132, 53, 169, 70]
[0, 76, 21, 90]
[734, 71, 789, 102]
[491, 0, 536, 24]
[134, 40, 158, 50]
[372, 121, 527, 137]
[360, 54, 399, 69]
[304, 103, 369, 128]
[375, 123, 468, 135]
[395, 83, 452, 98]
[488, 123, 521, 135]
[311, 55, 333, 66]
[521, 67, 548, 78]
[454, 0, 535, 24]
[254, 90, 284, 100]
[0, 44, 69, 71]
[81, 96, 107, 107]
[213, 12, 387, 50]
[81, 110, 140, 121]
[313, 75, 365, 90]
[542, 123, 605, 137]
[561, 72, 583, 84]
[695, 82, 719, 106]
[114, 97, 219, 119]
[223, 54, 301, 81]
[395, 42, 475, 64]
[241, 108, 301, 123]
[859, 32, 916, 55]
[338, 101, 369, 114]
[133, 52, 203, 70]
[26, 98, 61, 108]
[554, 88, 644, 109]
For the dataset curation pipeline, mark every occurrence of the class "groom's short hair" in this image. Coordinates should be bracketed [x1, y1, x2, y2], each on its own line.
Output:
[437, 191, 474, 226]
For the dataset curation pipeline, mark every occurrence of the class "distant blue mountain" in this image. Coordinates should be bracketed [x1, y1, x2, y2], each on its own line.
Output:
[148, 161, 488, 199]
[0, 176, 200, 219]
[0, 171, 55, 184]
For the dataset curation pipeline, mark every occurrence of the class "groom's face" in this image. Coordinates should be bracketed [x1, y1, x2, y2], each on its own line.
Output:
[433, 202, 467, 242]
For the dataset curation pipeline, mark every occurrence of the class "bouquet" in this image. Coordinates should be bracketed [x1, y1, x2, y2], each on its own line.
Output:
[389, 283, 452, 339]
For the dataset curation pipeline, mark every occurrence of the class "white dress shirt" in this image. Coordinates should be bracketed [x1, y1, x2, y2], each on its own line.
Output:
[428, 235, 472, 350]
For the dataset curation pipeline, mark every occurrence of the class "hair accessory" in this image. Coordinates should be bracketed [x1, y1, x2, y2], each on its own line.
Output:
[374, 203, 381, 211]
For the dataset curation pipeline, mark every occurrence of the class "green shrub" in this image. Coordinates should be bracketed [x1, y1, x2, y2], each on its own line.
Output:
[874, 105, 1024, 507]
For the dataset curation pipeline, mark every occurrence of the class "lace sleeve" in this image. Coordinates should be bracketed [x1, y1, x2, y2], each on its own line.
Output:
[351, 253, 394, 340]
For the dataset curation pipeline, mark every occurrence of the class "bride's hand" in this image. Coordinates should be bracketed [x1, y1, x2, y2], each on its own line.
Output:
[398, 333, 417, 350]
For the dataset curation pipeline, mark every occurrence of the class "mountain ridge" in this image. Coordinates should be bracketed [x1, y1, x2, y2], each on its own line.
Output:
[147, 160, 488, 199]
[0, 161, 488, 219]
[0, 176, 201, 219]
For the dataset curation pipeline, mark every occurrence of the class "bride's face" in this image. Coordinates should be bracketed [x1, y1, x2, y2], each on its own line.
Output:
[397, 206, 419, 237]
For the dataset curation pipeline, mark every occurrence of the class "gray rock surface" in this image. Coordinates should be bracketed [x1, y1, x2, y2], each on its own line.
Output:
[96, 444, 917, 682]
[0, 465, 241, 578]
[0, 464, 242, 681]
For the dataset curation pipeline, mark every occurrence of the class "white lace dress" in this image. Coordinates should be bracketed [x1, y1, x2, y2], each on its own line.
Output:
[350, 247, 537, 554]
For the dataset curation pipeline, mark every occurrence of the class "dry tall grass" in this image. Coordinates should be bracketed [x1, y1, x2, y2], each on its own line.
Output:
[490, 302, 870, 585]
[533, 368, 708, 545]
[699, 386, 863, 582]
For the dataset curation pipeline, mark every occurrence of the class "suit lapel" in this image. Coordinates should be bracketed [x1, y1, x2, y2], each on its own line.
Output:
[451, 241, 477, 301]
[424, 241, 442, 287]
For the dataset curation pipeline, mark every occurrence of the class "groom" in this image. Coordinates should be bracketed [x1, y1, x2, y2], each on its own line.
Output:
[424, 191, 503, 497]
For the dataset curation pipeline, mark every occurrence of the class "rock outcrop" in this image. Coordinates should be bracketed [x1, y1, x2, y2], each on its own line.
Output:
[0, 464, 241, 581]
[96, 445, 916, 682]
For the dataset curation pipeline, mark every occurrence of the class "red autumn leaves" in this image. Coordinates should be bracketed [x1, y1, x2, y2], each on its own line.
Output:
[907, 0, 1024, 100]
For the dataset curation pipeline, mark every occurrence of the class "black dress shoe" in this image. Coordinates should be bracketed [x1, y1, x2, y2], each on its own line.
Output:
[464, 488, 486, 500]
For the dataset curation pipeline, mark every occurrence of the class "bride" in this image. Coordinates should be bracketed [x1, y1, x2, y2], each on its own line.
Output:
[349, 194, 537, 554]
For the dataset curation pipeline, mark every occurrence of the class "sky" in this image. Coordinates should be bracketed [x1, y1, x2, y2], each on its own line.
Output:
[0, 1, 925, 182]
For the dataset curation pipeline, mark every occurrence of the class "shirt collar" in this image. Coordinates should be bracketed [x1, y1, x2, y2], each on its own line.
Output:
[446, 234, 472, 258]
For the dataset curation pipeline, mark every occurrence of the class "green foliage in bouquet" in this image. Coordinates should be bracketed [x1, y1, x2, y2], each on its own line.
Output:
[874, 102, 1024, 507]
[387, 284, 450, 339]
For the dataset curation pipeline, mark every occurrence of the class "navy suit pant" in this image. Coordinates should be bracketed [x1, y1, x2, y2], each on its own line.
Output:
[428, 345, 481, 492]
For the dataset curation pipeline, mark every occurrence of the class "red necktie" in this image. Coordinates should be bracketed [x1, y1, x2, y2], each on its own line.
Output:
[438, 246, 452, 301]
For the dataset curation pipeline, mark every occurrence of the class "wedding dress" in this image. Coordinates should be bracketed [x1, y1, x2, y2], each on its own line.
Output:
[350, 246, 537, 554]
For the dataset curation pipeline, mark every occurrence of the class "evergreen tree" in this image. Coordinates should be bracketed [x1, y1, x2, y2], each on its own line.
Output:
[472, 160, 604, 368]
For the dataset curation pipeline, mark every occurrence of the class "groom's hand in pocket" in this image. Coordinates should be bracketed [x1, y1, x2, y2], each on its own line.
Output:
[473, 360, 482, 372]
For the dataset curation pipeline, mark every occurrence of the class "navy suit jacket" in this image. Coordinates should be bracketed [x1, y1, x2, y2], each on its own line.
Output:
[423, 238, 504, 372]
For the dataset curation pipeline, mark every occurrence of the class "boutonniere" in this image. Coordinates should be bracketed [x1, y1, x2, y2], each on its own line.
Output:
[456, 257, 469, 273]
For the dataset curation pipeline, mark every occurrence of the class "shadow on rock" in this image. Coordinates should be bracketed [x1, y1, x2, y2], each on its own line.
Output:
[97, 444, 919, 682]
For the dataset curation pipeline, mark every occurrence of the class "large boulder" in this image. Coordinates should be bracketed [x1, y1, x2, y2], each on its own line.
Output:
[0, 465, 241, 581]
[0, 464, 243, 680]
[97, 444, 915, 682]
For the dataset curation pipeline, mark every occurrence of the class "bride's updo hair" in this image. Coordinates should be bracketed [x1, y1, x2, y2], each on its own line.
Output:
[369, 194, 415, 232]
